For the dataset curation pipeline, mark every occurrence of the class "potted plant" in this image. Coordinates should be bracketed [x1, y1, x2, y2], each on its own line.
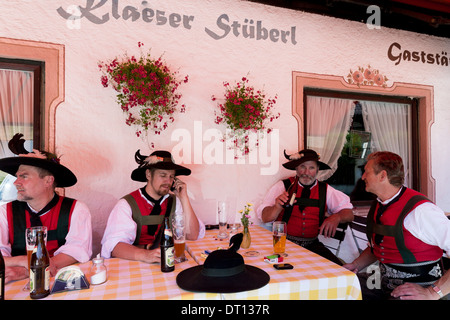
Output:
[212, 77, 279, 157]
[99, 42, 188, 147]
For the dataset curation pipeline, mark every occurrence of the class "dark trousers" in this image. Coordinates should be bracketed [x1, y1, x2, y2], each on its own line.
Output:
[299, 239, 344, 266]
[357, 271, 450, 300]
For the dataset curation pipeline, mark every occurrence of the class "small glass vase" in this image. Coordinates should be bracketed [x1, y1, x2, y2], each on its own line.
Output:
[241, 226, 251, 249]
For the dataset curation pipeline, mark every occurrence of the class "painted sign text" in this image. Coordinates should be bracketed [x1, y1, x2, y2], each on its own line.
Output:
[57, 0, 298, 45]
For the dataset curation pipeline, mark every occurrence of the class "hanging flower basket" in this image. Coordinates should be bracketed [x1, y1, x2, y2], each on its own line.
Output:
[212, 77, 279, 157]
[98, 42, 188, 147]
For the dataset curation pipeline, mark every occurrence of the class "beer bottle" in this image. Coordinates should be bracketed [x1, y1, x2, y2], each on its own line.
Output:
[160, 217, 175, 272]
[29, 230, 50, 299]
[0, 250, 5, 300]
[284, 175, 299, 208]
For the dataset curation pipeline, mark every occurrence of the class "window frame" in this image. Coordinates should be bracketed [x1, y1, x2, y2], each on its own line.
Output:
[0, 58, 44, 148]
[0, 37, 65, 154]
[292, 71, 434, 203]
[303, 88, 419, 195]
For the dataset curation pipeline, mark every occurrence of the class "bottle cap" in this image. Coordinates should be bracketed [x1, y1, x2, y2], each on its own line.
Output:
[92, 254, 104, 264]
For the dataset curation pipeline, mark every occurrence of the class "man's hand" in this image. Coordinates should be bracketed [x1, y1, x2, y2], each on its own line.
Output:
[342, 262, 360, 273]
[275, 191, 289, 207]
[319, 208, 353, 238]
[319, 214, 341, 238]
[143, 247, 161, 264]
[5, 266, 28, 284]
[172, 177, 186, 198]
[391, 283, 440, 300]
[112, 242, 161, 264]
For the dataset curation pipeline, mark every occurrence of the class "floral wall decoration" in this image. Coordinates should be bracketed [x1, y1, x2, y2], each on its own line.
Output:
[99, 42, 189, 148]
[212, 77, 279, 157]
[346, 65, 389, 88]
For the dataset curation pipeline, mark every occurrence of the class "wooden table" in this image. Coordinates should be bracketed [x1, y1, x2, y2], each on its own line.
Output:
[5, 225, 361, 300]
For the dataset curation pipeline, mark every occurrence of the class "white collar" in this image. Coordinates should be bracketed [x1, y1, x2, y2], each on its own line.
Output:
[377, 186, 404, 205]
[138, 189, 170, 206]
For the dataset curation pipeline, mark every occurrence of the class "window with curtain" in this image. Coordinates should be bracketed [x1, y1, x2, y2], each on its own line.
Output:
[0, 59, 42, 204]
[304, 90, 416, 205]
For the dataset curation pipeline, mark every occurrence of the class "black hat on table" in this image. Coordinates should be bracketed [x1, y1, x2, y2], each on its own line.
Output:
[176, 233, 270, 293]
[0, 133, 77, 188]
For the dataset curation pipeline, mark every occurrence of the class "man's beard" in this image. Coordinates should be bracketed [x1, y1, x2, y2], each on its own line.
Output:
[16, 192, 33, 202]
[299, 174, 315, 185]
[155, 185, 171, 197]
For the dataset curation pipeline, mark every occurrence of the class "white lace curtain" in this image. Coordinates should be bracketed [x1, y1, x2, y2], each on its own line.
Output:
[306, 96, 411, 186]
[0, 68, 33, 156]
[306, 96, 355, 180]
[360, 100, 411, 187]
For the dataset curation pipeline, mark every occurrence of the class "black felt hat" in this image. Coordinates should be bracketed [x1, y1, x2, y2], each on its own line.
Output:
[0, 134, 77, 188]
[131, 150, 191, 182]
[176, 233, 270, 293]
[282, 149, 331, 171]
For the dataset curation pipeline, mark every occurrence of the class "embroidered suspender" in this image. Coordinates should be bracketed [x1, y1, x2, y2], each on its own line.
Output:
[123, 194, 176, 247]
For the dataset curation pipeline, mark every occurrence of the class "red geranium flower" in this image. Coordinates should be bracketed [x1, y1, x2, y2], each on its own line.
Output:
[212, 77, 279, 157]
[99, 42, 188, 145]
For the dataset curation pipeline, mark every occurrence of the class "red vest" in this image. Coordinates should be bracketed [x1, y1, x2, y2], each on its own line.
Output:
[369, 187, 443, 264]
[128, 189, 172, 246]
[277, 178, 328, 238]
[7, 196, 75, 257]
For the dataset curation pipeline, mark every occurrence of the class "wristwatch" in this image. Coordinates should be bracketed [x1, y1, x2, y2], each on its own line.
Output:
[431, 284, 444, 298]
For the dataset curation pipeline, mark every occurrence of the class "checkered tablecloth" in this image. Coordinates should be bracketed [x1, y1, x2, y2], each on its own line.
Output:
[5, 225, 361, 300]
[4, 255, 220, 300]
[186, 225, 362, 300]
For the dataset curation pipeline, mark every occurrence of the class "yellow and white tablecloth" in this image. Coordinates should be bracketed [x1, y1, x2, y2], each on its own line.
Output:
[5, 225, 361, 300]
[4, 256, 219, 300]
[185, 225, 362, 300]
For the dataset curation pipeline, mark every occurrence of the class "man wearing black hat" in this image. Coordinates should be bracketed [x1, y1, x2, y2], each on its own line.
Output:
[101, 150, 205, 263]
[0, 134, 92, 283]
[257, 149, 353, 265]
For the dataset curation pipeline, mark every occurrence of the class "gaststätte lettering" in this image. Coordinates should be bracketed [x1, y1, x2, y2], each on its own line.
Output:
[387, 42, 448, 67]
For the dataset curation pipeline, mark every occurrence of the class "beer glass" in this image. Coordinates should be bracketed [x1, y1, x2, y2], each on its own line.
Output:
[172, 214, 186, 263]
[24, 226, 47, 290]
[217, 201, 228, 240]
[272, 221, 287, 256]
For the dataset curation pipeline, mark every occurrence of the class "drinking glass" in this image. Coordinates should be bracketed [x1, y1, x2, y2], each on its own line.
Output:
[229, 223, 241, 235]
[24, 226, 47, 290]
[217, 201, 228, 239]
[172, 214, 186, 263]
[272, 221, 287, 257]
